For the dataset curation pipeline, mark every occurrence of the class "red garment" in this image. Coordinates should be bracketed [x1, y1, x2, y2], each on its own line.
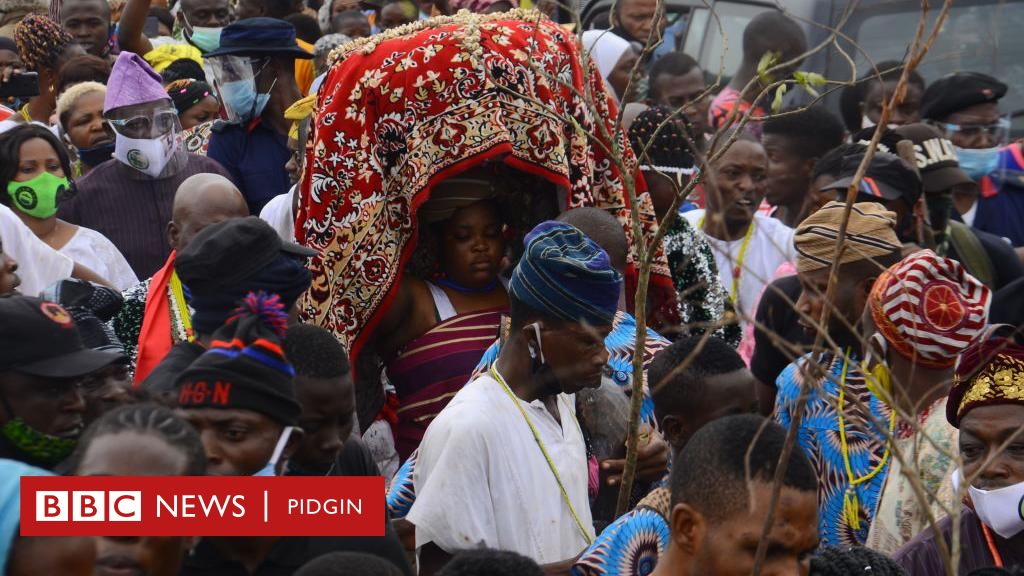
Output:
[133, 251, 182, 386]
[296, 12, 675, 369]
[708, 86, 765, 134]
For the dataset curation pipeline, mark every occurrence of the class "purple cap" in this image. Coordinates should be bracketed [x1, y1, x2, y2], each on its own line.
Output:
[104, 52, 173, 113]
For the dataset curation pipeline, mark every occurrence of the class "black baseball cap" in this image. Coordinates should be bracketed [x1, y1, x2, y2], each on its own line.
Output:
[821, 151, 922, 206]
[176, 216, 316, 292]
[893, 123, 975, 194]
[921, 72, 1007, 121]
[0, 295, 122, 378]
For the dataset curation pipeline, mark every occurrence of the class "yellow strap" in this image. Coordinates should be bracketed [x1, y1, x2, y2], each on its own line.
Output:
[698, 214, 756, 305]
[489, 366, 593, 544]
[837, 351, 896, 530]
[169, 270, 194, 342]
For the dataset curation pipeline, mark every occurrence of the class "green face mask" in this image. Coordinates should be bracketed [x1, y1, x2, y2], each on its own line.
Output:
[6, 171, 69, 219]
[0, 417, 77, 465]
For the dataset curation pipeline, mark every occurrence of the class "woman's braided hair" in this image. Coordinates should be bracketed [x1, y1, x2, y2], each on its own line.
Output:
[68, 403, 206, 476]
[14, 13, 74, 72]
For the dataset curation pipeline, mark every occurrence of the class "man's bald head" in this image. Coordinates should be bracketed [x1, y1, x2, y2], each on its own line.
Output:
[557, 207, 629, 274]
[168, 174, 249, 252]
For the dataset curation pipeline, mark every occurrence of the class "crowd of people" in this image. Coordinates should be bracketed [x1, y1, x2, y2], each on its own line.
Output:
[0, 0, 1023, 574]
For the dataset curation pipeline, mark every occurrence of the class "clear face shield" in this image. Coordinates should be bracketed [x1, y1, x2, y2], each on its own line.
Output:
[106, 102, 182, 177]
[208, 55, 275, 124]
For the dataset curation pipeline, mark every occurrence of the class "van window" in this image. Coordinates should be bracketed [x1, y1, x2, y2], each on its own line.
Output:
[854, 2, 1024, 123]
[685, 2, 771, 83]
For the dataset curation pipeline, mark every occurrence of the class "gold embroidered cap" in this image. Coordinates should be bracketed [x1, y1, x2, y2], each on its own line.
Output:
[948, 334, 1024, 426]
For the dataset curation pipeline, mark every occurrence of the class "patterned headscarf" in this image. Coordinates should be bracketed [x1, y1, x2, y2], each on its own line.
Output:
[627, 105, 696, 184]
[869, 249, 991, 369]
[297, 11, 673, 358]
[13, 13, 73, 72]
[165, 78, 215, 115]
[509, 221, 623, 326]
[948, 335, 1024, 426]
[39, 279, 126, 356]
[794, 201, 902, 274]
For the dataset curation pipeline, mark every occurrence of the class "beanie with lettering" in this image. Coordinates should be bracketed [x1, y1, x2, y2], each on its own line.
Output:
[174, 292, 301, 426]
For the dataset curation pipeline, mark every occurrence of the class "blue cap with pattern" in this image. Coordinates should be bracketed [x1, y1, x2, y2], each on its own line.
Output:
[509, 221, 622, 327]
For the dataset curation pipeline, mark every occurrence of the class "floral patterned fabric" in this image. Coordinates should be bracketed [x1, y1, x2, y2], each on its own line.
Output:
[661, 215, 740, 347]
[295, 11, 674, 364]
[866, 397, 957, 555]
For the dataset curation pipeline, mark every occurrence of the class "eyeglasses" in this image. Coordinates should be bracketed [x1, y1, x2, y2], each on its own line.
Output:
[939, 117, 1010, 143]
[107, 110, 180, 138]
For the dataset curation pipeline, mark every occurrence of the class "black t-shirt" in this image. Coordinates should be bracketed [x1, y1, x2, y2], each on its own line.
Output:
[751, 275, 810, 389]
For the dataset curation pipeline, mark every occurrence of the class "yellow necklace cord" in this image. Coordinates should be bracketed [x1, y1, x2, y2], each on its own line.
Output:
[489, 366, 594, 545]
[837, 351, 896, 531]
[698, 214, 756, 304]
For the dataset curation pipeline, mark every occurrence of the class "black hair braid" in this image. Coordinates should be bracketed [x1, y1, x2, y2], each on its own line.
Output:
[69, 403, 206, 476]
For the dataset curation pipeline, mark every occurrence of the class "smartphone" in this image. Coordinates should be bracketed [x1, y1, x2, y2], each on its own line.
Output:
[0, 72, 39, 99]
[143, 16, 161, 38]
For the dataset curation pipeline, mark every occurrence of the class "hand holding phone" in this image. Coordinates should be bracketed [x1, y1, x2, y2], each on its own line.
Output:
[0, 72, 40, 99]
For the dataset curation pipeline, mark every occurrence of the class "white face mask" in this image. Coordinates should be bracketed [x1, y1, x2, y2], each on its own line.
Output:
[958, 466, 1024, 539]
[113, 130, 178, 178]
[861, 114, 899, 131]
[253, 426, 295, 477]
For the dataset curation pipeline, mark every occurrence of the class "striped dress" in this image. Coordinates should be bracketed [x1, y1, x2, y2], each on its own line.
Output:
[387, 282, 505, 461]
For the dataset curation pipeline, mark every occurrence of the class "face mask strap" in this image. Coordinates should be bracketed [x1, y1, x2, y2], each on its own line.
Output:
[530, 322, 546, 365]
[267, 425, 294, 468]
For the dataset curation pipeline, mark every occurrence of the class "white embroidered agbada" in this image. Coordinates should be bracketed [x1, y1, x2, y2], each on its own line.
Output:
[407, 372, 593, 564]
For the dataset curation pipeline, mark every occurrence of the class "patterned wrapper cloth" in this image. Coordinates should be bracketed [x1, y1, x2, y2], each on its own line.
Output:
[297, 10, 674, 366]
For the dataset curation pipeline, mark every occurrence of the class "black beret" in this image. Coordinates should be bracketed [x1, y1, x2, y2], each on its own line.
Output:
[920, 72, 1007, 121]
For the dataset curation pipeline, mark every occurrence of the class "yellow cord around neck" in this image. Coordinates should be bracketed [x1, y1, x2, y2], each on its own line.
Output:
[489, 366, 593, 545]
[698, 214, 756, 305]
[837, 350, 896, 531]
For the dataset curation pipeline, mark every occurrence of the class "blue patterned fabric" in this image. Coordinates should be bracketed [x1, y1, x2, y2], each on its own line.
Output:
[773, 352, 893, 547]
[385, 311, 670, 520]
[509, 221, 623, 326]
[572, 490, 671, 576]
[386, 449, 416, 518]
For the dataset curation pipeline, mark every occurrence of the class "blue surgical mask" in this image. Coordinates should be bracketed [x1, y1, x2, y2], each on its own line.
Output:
[252, 425, 294, 477]
[955, 146, 1001, 181]
[219, 79, 273, 123]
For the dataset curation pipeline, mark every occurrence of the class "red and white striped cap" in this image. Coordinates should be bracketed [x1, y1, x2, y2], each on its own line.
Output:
[869, 249, 991, 369]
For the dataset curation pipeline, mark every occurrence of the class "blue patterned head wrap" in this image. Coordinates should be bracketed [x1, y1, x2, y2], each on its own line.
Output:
[509, 221, 622, 327]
